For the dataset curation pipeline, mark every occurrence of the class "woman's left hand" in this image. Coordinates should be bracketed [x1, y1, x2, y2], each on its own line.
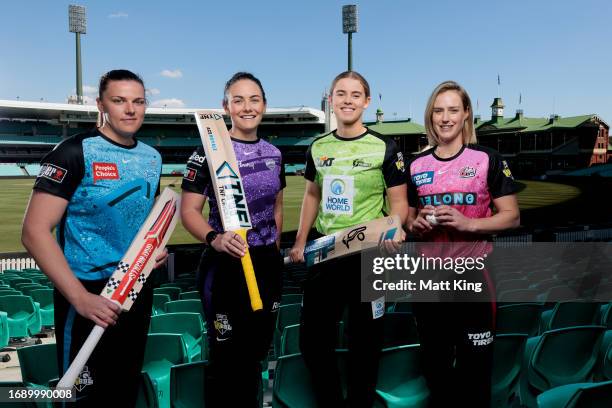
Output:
[379, 227, 406, 255]
[434, 205, 474, 232]
[153, 248, 169, 269]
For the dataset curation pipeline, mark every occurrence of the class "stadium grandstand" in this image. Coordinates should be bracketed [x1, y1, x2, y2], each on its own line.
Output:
[0, 99, 326, 174]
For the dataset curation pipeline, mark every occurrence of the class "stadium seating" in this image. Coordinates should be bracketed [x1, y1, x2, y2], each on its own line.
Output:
[280, 324, 300, 357]
[519, 325, 605, 407]
[281, 294, 302, 305]
[152, 293, 172, 316]
[135, 372, 159, 408]
[29, 289, 54, 328]
[539, 302, 600, 332]
[142, 333, 189, 408]
[170, 361, 207, 408]
[0, 311, 9, 349]
[381, 312, 419, 348]
[491, 333, 528, 408]
[375, 345, 430, 408]
[150, 312, 207, 362]
[17, 343, 58, 388]
[496, 303, 543, 336]
[595, 329, 612, 381]
[154, 287, 181, 301]
[274, 304, 301, 357]
[179, 291, 200, 300]
[164, 299, 205, 321]
[0, 295, 40, 338]
[0, 164, 24, 176]
[600, 302, 612, 328]
[536, 379, 612, 408]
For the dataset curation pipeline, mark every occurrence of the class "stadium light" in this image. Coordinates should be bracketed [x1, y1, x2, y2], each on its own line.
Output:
[342, 5, 358, 71]
[69, 5, 86, 104]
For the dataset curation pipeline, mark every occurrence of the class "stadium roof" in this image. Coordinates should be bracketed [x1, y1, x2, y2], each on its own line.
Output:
[0, 100, 325, 125]
[475, 113, 609, 133]
[366, 119, 425, 135]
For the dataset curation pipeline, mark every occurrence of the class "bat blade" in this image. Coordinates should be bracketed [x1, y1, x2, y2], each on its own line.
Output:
[285, 215, 402, 266]
[57, 187, 180, 389]
[195, 111, 262, 311]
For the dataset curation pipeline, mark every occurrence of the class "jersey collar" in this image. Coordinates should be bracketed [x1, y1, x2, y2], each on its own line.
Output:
[95, 129, 139, 150]
[333, 127, 369, 141]
[432, 144, 466, 162]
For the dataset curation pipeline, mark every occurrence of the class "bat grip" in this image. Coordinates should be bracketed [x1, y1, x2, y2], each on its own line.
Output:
[236, 229, 263, 311]
[283, 256, 291, 265]
[57, 325, 105, 388]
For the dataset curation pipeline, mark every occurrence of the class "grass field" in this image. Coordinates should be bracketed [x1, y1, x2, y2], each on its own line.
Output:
[0, 176, 578, 252]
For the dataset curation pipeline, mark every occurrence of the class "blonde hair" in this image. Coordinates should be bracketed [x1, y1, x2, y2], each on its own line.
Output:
[424, 81, 477, 146]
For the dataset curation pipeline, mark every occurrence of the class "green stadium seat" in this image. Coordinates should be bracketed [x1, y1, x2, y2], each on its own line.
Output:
[6, 278, 33, 287]
[154, 287, 181, 301]
[375, 344, 430, 408]
[164, 300, 205, 321]
[382, 312, 419, 348]
[280, 324, 300, 357]
[281, 294, 302, 305]
[30, 289, 54, 328]
[17, 343, 58, 387]
[18, 285, 46, 297]
[491, 333, 528, 408]
[179, 291, 200, 300]
[600, 302, 612, 329]
[142, 333, 189, 408]
[0, 311, 9, 349]
[0, 295, 39, 338]
[537, 380, 612, 408]
[150, 312, 206, 362]
[135, 372, 159, 408]
[540, 302, 600, 333]
[274, 304, 301, 357]
[153, 293, 171, 316]
[0, 289, 21, 296]
[170, 361, 207, 408]
[519, 325, 605, 408]
[595, 329, 612, 381]
[496, 303, 543, 336]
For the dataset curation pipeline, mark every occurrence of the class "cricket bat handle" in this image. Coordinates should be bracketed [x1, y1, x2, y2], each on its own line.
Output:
[57, 325, 105, 388]
[283, 256, 291, 265]
[235, 229, 263, 311]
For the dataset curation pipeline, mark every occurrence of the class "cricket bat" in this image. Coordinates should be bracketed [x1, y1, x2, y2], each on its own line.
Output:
[194, 110, 262, 312]
[57, 187, 180, 389]
[285, 215, 402, 266]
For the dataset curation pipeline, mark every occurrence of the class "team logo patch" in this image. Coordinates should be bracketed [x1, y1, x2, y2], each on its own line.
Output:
[75, 365, 94, 391]
[352, 158, 372, 168]
[459, 166, 476, 178]
[317, 156, 335, 167]
[395, 152, 405, 172]
[214, 314, 233, 338]
[188, 151, 206, 167]
[184, 168, 197, 182]
[93, 162, 119, 183]
[502, 161, 514, 179]
[38, 163, 67, 183]
[412, 171, 434, 186]
[265, 159, 276, 170]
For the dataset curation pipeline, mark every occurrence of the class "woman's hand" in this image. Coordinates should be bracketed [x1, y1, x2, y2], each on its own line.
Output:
[288, 241, 306, 263]
[211, 232, 247, 258]
[407, 205, 436, 235]
[73, 291, 122, 328]
[434, 205, 474, 232]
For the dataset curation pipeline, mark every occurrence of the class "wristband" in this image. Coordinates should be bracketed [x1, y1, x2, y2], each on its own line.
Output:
[205, 231, 220, 246]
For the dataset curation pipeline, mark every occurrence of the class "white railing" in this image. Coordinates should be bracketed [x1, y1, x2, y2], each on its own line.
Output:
[0, 257, 38, 272]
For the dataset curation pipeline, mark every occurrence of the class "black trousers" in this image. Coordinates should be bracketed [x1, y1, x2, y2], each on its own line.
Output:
[54, 278, 153, 407]
[412, 270, 496, 408]
[199, 244, 283, 408]
[300, 253, 384, 408]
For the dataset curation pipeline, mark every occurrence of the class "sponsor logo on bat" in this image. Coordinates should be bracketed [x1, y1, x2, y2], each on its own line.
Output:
[199, 113, 224, 121]
[342, 226, 367, 249]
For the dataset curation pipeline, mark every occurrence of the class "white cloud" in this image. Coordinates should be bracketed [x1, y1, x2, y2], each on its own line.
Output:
[161, 69, 183, 79]
[109, 12, 128, 19]
[83, 85, 97, 95]
[146, 88, 160, 96]
[150, 98, 185, 108]
[82, 95, 96, 105]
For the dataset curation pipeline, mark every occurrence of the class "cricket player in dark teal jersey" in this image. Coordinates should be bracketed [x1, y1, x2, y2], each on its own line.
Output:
[22, 70, 166, 406]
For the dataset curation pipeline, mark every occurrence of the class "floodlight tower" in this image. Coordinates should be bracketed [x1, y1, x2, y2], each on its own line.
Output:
[342, 5, 358, 71]
[69, 5, 86, 104]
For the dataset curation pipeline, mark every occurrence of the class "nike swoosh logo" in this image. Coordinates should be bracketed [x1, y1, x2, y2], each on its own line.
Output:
[216, 337, 230, 342]
[437, 169, 449, 175]
[122, 159, 131, 164]
[243, 151, 256, 156]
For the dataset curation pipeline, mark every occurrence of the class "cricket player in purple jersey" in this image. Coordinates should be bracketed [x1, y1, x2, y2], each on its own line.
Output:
[181, 72, 285, 407]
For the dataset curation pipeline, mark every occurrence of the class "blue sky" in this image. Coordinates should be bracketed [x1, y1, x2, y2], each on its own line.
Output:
[1, 0, 610, 124]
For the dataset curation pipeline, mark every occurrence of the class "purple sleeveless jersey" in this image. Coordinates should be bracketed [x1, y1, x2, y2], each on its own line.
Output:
[182, 137, 286, 247]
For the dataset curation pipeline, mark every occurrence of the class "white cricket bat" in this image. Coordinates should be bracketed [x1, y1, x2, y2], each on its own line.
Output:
[194, 111, 262, 312]
[57, 187, 180, 389]
[285, 215, 402, 266]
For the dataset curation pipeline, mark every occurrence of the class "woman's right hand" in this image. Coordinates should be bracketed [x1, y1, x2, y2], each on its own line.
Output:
[288, 241, 306, 263]
[211, 232, 247, 258]
[408, 205, 436, 235]
[73, 291, 122, 328]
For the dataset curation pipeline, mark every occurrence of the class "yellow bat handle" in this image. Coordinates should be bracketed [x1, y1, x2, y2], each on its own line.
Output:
[236, 229, 263, 311]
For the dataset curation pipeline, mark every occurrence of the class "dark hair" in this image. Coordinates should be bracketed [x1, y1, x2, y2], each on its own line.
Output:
[98, 69, 145, 99]
[330, 71, 370, 98]
[223, 72, 267, 106]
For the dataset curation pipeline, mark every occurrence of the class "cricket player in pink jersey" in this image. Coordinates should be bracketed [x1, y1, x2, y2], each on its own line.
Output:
[406, 81, 520, 407]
